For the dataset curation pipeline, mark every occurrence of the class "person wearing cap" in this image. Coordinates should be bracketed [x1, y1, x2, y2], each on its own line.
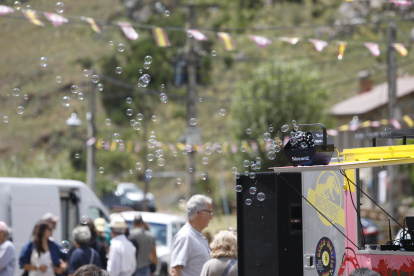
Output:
[170, 195, 213, 276]
[41, 213, 60, 233]
[129, 215, 157, 276]
[68, 226, 102, 276]
[94, 218, 111, 252]
[107, 215, 136, 276]
[0, 221, 15, 276]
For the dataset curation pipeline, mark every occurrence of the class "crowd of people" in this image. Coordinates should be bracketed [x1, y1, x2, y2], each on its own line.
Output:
[0, 194, 383, 276]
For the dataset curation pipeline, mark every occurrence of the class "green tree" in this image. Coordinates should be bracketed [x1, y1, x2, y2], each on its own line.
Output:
[230, 60, 333, 171]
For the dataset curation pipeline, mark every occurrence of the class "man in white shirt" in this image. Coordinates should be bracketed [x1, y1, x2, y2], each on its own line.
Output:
[107, 215, 137, 276]
[170, 195, 213, 276]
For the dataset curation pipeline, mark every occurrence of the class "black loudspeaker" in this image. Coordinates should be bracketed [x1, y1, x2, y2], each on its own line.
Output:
[237, 172, 303, 276]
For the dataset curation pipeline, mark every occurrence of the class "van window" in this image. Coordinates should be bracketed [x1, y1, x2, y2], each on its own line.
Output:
[60, 192, 79, 242]
[172, 224, 179, 238]
[88, 207, 108, 222]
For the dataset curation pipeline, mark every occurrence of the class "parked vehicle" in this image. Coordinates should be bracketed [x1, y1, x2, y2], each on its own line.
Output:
[120, 211, 186, 276]
[0, 177, 110, 276]
[101, 182, 156, 212]
[361, 217, 380, 244]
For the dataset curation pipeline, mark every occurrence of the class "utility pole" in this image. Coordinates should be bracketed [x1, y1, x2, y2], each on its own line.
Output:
[86, 68, 96, 192]
[387, 22, 399, 225]
[186, 4, 197, 199]
[142, 92, 149, 211]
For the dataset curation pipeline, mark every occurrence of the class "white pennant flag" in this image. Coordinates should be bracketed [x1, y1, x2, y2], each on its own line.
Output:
[0, 5, 14, 15]
[44, 12, 68, 27]
[249, 35, 272, 49]
[187, 29, 208, 41]
[308, 39, 328, 52]
[364, 42, 380, 57]
[118, 22, 139, 40]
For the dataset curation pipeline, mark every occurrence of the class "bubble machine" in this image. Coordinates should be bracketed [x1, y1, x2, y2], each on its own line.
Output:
[283, 123, 334, 166]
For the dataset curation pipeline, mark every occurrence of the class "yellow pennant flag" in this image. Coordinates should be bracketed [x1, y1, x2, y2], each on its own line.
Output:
[152, 27, 171, 47]
[217, 32, 236, 51]
[403, 115, 414, 127]
[82, 17, 101, 33]
[338, 124, 350, 131]
[393, 43, 408, 56]
[22, 10, 45, 27]
[337, 42, 347, 60]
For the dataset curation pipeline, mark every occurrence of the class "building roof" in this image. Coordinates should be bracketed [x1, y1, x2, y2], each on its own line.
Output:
[331, 76, 414, 116]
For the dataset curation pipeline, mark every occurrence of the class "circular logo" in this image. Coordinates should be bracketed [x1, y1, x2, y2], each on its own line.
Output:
[315, 237, 336, 276]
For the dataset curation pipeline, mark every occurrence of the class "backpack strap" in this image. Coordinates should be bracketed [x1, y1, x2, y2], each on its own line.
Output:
[89, 248, 94, 264]
[222, 259, 237, 276]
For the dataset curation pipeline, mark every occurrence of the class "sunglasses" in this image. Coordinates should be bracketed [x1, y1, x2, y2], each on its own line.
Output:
[202, 209, 214, 216]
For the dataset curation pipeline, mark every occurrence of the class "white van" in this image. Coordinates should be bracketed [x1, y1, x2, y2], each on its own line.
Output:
[120, 211, 187, 276]
[0, 177, 110, 276]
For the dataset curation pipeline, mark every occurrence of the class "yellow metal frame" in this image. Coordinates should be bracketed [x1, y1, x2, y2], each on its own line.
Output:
[341, 144, 414, 162]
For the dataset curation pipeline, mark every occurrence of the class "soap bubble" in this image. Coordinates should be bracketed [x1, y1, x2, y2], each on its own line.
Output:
[115, 67, 122, 74]
[70, 85, 78, 94]
[133, 122, 141, 130]
[173, 151, 178, 157]
[267, 151, 276, 160]
[189, 168, 193, 172]
[56, 76, 62, 83]
[216, 145, 223, 153]
[83, 69, 89, 77]
[109, 41, 114, 46]
[263, 132, 271, 141]
[240, 146, 246, 152]
[281, 125, 289, 132]
[219, 109, 226, 116]
[135, 162, 142, 170]
[157, 158, 165, 166]
[257, 192, 266, 201]
[16, 106, 24, 115]
[80, 215, 89, 225]
[55, 2, 65, 13]
[278, 140, 283, 146]
[244, 171, 249, 176]
[129, 170, 133, 174]
[147, 154, 154, 161]
[205, 147, 212, 155]
[98, 167, 104, 173]
[289, 137, 297, 145]
[245, 199, 252, 206]
[117, 43, 125, 52]
[118, 140, 124, 146]
[105, 118, 111, 125]
[235, 173, 241, 179]
[25, 5, 31, 10]
[74, 153, 80, 159]
[249, 187, 257, 195]
[178, 199, 186, 210]
[145, 169, 153, 178]
[293, 124, 299, 131]
[159, 93, 168, 103]
[24, 94, 29, 100]
[189, 118, 196, 125]
[251, 163, 257, 170]
[269, 126, 274, 132]
[126, 97, 132, 104]
[62, 96, 71, 107]
[243, 160, 249, 167]
[161, 84, 165, 89]
[164, 10, 170, 16]
[256, 157, 261, 162]
[151, 115, 157, 122]
[249, 172, 256, 179]
[274, 144, 281, 152]
[292, 120, 297, 125]
[112, 133, 121, 142]
[126, 109, 133, 116]
[256, 162, 262, 170]
[201, 157, 209, 165]
[13, 1, 21, 10]
[236, 185, 243, 192]
[297, 133, 303, 141]
[77, 92, 84, 100]
[211, 50, 217, 56]
[91, 75, 99, 83]
[136, 113, 143, 120]
[144, 56, 153, 64]
[101, 141, 106, 148]
[2, 116, 9, 123]
[201, 173, 207, 180]
[39, 57, 48, 67]
[97, 83, 104, 91]
[246, 128, 252, 134]
[143, 63, 150, 70]
[177, 178, 183, 185]
[59, 240, 70, 253]
[199, 98, 202, 102]
[231, 167, 237, 174]
[187, 30, 193, 38]
[142, 74, 151, 83]
[139, 69, 143, 74]
[12, 88, 20, 97]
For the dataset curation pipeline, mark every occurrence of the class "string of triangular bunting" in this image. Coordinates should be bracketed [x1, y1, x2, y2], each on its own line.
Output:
[0, 5, 409, 58]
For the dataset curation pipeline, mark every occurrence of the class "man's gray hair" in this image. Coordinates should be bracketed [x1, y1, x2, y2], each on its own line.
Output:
[349, 268, 380, 276]
[185, 194, 212, 219]
[72, 226, 91, 246]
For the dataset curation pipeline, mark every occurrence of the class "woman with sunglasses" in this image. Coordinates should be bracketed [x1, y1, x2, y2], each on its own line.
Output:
[19, 220, 66, 276]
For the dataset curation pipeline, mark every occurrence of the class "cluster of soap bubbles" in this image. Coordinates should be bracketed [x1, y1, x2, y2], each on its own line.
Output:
[138, 74, 151, 87]
[242, 157, 262, 172]
[154, 148, 165, 166]
[143, 56, 152, 70]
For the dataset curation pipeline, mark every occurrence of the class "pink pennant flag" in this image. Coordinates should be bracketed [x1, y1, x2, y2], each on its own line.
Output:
[249, 35, 272, 49]
[118, 22, 139, 40]
[279, 37, 300, 45]
[308, 39, 328, 52]
[82, 16, 101, 34]
[187, 29, 208, 41]
[86, 137, 96, 147]
[44, 12, 68, 27]
[119, 142, 124, 152]
[105, 140, 110, 151]
[327, 129, 338, 137]
[135, 142, 140, 153]
[390, 0, 412, 6]
[265, 141, 271, 151]
[364, 42, 380, 57]
[0, 5, 14, 15]
[231, 142, 238, 154]
[370, 121, 381, 127]
[390, 118, 401, 130]
[22, 9, 45, 27]
[167, 143, 176, 152]
[250, 140, 258, 152]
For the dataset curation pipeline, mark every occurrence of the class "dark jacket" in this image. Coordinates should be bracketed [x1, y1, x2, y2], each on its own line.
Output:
[19, 240, 66, 275]
[67, 238, 107, 270]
